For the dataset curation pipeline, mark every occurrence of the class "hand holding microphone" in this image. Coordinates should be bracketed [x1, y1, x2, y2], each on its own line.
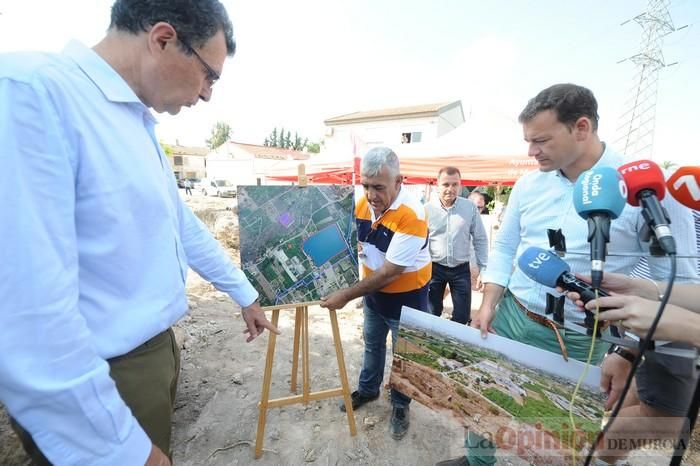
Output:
[517, 246, 612, 331]
[518, 246, 611, 303]
[563, 272, 700, 347]
[573, 166, 627, 288]
[559, 272, 658, 308]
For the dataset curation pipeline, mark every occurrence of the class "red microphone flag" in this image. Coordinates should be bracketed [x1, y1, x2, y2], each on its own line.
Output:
[666, 166, 700, 210]
[618, 159, 666, 206]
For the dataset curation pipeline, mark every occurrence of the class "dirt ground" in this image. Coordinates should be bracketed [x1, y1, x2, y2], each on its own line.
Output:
[1, 191, 697, 465]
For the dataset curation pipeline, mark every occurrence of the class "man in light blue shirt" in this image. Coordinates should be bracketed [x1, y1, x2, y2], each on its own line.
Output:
[435, 84, 699, 466]
[0, 1, 278, 465]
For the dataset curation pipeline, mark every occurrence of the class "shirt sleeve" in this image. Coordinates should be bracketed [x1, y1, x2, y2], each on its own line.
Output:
[481, 181, 523, 287]
[385, 211, 428, 267]
[645, 191, 700, 284]
[178, 201, 259, 307]
[470, 208, 489, 270]
[0, 77, 151, 465]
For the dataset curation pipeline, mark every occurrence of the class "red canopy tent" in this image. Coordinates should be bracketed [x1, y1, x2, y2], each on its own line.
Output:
[266, 152, 536, 186]
[266, 115, 537, 186]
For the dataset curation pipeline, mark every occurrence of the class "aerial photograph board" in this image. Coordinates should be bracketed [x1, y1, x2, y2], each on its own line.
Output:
[237, 185, 359, 308]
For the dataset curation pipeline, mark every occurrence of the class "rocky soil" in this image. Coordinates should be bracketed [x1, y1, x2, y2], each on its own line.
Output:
[1, 191, 697, 465]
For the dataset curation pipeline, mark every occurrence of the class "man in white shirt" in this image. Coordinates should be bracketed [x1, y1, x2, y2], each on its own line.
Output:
[0, 2, 278, 465]
[425, 167, 488, 324]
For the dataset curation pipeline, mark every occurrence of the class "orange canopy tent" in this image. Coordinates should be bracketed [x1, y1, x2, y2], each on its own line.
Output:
[265, 152, 537, 186]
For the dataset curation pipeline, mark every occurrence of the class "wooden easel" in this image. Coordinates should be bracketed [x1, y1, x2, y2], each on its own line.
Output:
[254, 165, 357, 459]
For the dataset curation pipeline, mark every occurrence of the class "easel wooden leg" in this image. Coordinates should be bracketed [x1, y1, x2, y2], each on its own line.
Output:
[254, 309, 280, 459]
[290, 307, 302, 393]
[329, 309, 357, 436]
[302, 306, 310, 404]
[255, 305, 356, 459]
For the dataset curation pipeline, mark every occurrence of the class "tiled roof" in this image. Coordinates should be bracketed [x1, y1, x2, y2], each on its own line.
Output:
[324, 101, 460, 124]
[229, 142, 310, 160]
[169, 144, 209, 156]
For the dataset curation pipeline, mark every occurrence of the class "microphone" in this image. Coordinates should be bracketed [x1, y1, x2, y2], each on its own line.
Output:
[573, 167, 627, 289]
[517, 247, 611, 331]
[618, 160, 677, 255]
[517, 246, 611, 303]
[667, 166, 700, 210]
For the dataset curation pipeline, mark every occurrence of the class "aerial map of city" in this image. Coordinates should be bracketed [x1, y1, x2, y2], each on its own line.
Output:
[237, 185, 359, 308]
[390, 308, 605, 464]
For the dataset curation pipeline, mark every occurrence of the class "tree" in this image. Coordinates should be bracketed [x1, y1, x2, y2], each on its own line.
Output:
[661, 160, 677, 170]
[263, 126, 322, 153]
[206, 121, 231, 149]
[159, 141, 173, 156]
[306, 141, 322, 153]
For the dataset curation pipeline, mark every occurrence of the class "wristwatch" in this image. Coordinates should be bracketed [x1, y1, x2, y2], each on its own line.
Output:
[608, 345, 636, 363]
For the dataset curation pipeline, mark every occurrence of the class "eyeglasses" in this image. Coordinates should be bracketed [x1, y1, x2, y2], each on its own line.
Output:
[179, 38, 220, 87]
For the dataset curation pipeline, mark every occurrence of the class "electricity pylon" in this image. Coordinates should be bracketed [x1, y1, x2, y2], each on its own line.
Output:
[615, 0, 686, 160]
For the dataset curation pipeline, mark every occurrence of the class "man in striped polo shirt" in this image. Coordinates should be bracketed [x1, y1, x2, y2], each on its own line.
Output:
[321, 146, 431, 440]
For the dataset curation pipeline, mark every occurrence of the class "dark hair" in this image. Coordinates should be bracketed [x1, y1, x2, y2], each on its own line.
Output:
[437, 166, 461, 178]
[518, 83, 599, 132]
[109, 0, 236, 56]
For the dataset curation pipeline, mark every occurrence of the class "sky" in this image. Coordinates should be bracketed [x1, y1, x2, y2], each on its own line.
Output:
[1, 0, 698, 165]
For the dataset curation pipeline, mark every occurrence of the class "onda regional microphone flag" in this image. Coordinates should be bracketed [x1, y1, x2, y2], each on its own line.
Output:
[573, 166, 626, 289]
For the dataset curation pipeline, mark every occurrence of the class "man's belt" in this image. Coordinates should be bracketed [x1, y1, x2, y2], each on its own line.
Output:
[510, 293, 569, 361]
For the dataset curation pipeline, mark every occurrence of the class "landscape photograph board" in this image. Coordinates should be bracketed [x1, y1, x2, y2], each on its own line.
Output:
[390, 307, 606, 464]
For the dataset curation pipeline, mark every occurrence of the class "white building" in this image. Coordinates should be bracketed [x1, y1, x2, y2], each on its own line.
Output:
[205, 141, 310, 186]
[165, 144, 208, 181]
[322, 101, 465, 155]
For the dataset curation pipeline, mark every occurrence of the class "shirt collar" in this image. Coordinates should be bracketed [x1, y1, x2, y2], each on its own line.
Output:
[555, 141, 615, 180]
[386, 185, 406, 212]
[590, 142, 620, 169]
[430, 195, 458, 209]
[62, 40, 145, 106]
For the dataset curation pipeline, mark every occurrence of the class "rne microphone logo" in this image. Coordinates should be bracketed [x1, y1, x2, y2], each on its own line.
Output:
[618, 179, 628, 199]
[618, 161, 651, 175]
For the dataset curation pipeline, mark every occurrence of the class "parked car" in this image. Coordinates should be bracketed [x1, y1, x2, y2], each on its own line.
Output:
[176, 178, 186, 189]
[198, 178, 236, 197]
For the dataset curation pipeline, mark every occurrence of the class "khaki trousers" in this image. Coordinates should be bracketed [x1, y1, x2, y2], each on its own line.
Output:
[11, 328, 181, 465]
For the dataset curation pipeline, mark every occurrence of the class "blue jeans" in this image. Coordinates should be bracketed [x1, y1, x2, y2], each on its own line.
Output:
[428, 262, 471, 324]
[357, 303, 411, 408]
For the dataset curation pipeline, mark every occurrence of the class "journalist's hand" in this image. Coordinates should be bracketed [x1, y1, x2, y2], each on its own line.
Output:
[589, 295, 689, 342]
[558, 272, 655, 309]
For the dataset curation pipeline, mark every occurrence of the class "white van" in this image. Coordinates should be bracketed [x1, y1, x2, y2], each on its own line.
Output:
[197, 178, 236, 197]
